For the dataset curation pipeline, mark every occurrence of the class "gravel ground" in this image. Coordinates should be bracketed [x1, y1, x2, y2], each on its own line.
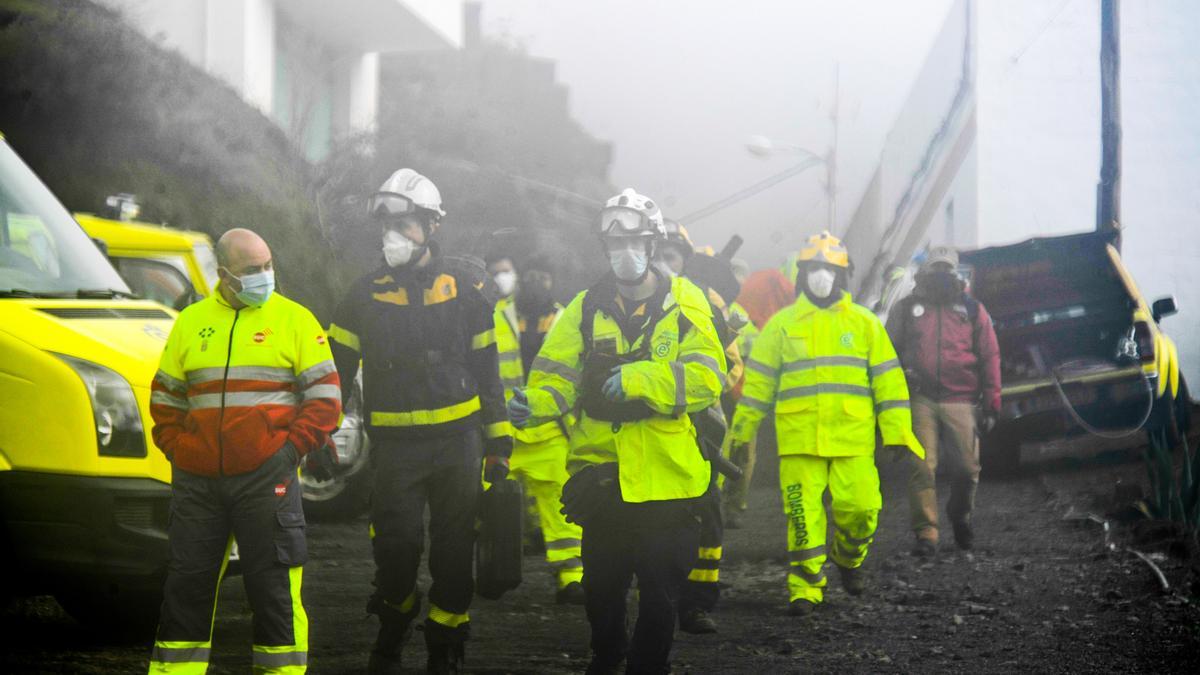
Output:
[3, 444, 1198, 673]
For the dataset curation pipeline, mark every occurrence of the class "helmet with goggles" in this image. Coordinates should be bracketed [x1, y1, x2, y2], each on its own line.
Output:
[367, 168, 446, 224]
[598, 188, 665, 240]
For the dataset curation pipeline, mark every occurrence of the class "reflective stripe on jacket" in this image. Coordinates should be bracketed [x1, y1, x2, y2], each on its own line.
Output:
[150, 287, 342, 477]
[730, 292, 923, 459]
[494, 296, 568, 444]
[525, 274, 726, 503]
[327, 253, 512, 457]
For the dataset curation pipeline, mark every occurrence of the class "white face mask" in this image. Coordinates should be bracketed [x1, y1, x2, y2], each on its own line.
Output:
[806, 268, 837, 299]
[609, 247, 648, 282]
[493, 271, 517, 297]
[383, 230, 419, 267]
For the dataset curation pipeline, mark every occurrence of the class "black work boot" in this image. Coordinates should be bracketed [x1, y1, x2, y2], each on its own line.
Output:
[678, 607, 718, 634]
[426, 642, 464, 675]
[366, 596, 417, 674]
[788, 599, 817, 616]
[912, 538, 938, 559]
[556, 580, 587, 605]
[367, 625, 409, 675]
[424, 619, 468, 675]
[837, 564, 865, 596]
[952, 519, 974, 550]
[584, 657, 625, 675]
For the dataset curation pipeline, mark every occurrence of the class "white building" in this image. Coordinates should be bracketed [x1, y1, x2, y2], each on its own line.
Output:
[845, 0, 1200, 389]
[98, 0, 463, 161]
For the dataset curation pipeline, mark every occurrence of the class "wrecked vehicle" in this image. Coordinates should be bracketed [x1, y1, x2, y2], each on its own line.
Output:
[958, 231, 1185, 473]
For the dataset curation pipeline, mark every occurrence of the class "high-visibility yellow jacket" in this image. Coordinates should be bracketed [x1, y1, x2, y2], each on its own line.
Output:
[494, 296, 569, 444]
[730, 292, 923, 459]
[151, 287, 342, 477]
[524, 274, 727, 502]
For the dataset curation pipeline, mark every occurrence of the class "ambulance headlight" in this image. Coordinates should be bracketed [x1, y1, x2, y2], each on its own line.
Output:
[55, 354, 146, 458]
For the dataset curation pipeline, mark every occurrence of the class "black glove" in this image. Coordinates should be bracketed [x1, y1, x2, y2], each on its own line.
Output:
[484, 455, 510, 483]
[304, 441, 338, 482]
[560, 463, 620, 526]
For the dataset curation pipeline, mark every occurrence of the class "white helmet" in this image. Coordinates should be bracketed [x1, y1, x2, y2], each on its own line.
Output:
[598, 188, 665, 239]
[368, 168, 446, 219]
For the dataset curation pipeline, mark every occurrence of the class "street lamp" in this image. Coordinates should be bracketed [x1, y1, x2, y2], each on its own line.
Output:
[746, 134, 836, 231]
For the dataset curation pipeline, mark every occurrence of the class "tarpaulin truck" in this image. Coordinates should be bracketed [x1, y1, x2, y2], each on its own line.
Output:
[0, 134, 173, 632]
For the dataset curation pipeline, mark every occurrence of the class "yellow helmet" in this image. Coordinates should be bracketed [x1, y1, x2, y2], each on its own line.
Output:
[797, 230, 850, 268]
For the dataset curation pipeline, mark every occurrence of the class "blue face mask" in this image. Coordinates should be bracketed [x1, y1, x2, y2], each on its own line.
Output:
[608, 247, 648, 282]
[232, 269, 275, 307]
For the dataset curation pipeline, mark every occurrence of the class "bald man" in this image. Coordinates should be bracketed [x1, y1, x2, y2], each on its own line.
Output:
[149, 228, 342, 674]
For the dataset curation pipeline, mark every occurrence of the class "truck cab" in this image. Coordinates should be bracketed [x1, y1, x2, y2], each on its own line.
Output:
[0, 135, 174, 631]
[75, 211, 217, 310]
[959, 231, 1184, 472]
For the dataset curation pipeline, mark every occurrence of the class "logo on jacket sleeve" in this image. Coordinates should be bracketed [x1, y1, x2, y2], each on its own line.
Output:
[316, 334, 327, 345]
[274, 483, 288, 497]
[912, 304, 925, 318]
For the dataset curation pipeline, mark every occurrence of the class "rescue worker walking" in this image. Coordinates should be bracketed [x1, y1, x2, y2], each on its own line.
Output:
[327, 169, 512, 673]
[728, 231, 922, 616]
[485, 254, 585, 603]
[149, 228, 342, 673]
[886, 246, 1001, 556]
[508, 189, 726, 674]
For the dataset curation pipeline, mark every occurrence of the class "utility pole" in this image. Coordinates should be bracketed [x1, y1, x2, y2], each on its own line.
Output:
[1096, 0, 1122, 250]
[827, 63, 840, 231]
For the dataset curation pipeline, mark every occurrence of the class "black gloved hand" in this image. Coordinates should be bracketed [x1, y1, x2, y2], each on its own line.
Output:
[304, 441, 338, 482]
[560, 463, 619, 526]
[484, 455, 510, 483]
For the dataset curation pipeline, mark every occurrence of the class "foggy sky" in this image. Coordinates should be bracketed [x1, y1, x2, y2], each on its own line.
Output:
[482, 0, 955, 269]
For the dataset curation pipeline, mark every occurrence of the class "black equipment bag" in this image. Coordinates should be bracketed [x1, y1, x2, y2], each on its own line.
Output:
[475, 479, 524, 599]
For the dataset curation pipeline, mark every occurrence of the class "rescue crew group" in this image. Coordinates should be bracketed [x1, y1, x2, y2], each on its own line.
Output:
[146, 168, 1001, 674]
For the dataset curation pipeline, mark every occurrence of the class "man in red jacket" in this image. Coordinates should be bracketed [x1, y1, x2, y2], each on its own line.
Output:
[886, 246, 1000, 556]
[149, 228, 341, 673]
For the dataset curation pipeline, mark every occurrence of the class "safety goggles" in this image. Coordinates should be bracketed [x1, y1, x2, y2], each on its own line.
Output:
[598, 206, 655, 237]
[367, 192, 421, 220]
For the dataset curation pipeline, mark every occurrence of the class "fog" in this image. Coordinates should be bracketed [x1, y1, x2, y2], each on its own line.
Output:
[482, 0, 955, 269]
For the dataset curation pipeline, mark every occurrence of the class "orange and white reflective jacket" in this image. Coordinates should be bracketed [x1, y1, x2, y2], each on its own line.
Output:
[150, 287, 342, 477]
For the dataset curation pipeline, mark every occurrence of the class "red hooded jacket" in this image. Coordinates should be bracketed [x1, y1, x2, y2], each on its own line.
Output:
[885, 291, 1002, 412]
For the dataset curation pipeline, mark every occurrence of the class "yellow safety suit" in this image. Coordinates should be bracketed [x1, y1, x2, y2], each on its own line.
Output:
[730, 291, 921, 604]
[492, 296, 583, 588]
[524, 275, 726, 502]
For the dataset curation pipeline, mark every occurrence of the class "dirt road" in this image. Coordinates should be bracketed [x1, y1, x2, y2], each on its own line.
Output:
[3, 448, 1197, 673]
